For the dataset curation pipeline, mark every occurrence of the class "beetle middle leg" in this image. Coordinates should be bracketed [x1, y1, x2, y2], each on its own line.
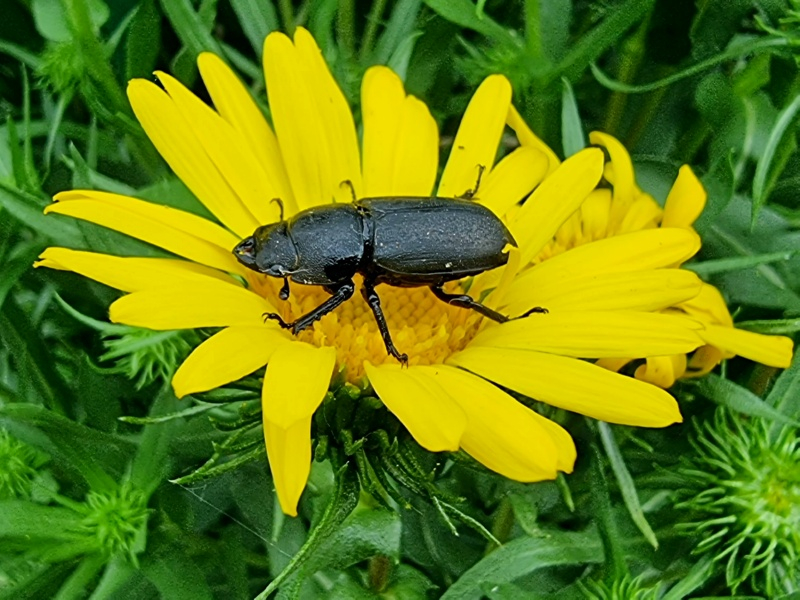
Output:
[263, 280, 355, 335]
[430, 284, 510, 323]
[361, 280, 409, 365]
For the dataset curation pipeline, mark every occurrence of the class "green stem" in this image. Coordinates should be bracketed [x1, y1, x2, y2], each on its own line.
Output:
[360, 0, 389, 61]
[523, 0, 543, 60]
[337, 0, 356, 57]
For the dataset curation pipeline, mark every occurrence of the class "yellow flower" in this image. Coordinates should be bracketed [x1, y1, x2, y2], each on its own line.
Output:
[520, 128, 794, 388]
[37, 28, 706, 515]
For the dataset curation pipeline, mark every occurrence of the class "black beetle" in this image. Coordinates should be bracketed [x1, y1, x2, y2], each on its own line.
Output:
[233, 193, 544, 364]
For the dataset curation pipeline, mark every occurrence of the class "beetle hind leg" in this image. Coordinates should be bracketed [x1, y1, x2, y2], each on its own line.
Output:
[361, 281, 408, 365]
[430, 284, 509, 323]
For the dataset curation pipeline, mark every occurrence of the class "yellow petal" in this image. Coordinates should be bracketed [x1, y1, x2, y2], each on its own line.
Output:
[634, 356, 677, 389]
[580, 189, 612, 241]
[701, 326, 794, 368]
[471, 311, 703, 358]
[261, 341, 336, 428]
[46, 192, 248, 275]
[678, 284, 734, 327]
[361, 67, 439, 197]
[35, 248, 235, 292]
[511, 148, 605, 264]
[418, 365, 560, 481]
[524, 411, 576, 473]
[109, 281, 275, 329]
[438, 75, 511, 198]
[503, 269, 703, 316]
[685, 344, 725, 377]
[157, 71, 282, 224]
[172, 326, 290, 397]
[595, 357, 631, 373]
[197, 52, 296, 214]
[512, 228, 701, 295]
[263, 417, 312, 516]
[589, 131, 635, 204]
[617, 194, 662, 234]
[479, 146, 549, 217]
[264, 29, 361, 209]
[448, 346, 682, 427]
[506, 104, 560, 175]
[127, 79, 259, 237]
[364, 363, 466, 452]
[662, 165, 706, 228]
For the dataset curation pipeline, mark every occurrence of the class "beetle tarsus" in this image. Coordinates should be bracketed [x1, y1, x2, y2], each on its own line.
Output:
[519, 306, 549, 317]
[270, 197, 285, 221]
[458, 164, 486, 200]
[263, 312, 291, 328]
[361, 280, 408, 364]
[430, 285, 509, 323]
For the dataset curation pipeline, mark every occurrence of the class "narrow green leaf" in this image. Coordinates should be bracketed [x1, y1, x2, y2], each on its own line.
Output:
[0, 298, 72, 415]
[590, 36, 788, 93]
[597, 422, 658, 549]
[660, 556, 717, 600]
[685, 250, 797, 276]
[736, 318, 800, 334]
[255, 466, 360, 599]
[766, 351, 800, 419]
[159, 0, 223, 60]
[560, 77, 585, 157]
[0, 500, 84, 539]
[553, 0, 654, 83]
[752, 93, 800, 224]
[0, 403, 135, 490]
[373, 0, 422, 64]
[171, 444, 264, 485]
[54, 554, 107, 600]
[229, 0, 278, 54]
[120, 403, 215, 425]
[387, 32, 423, 81]
[588, 440, 626, 579]
[129, 387, 182, 497]
[0, 182, 83, 247]
[692, 373, 800, 426]
[0, 40, 42, 68]
[440, 530, 603, 600]
[125, 0, 161, 80]
[422, 0, 516, 46]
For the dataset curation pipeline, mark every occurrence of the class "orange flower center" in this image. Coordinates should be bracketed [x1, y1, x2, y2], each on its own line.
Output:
[251, 275, 485, 382]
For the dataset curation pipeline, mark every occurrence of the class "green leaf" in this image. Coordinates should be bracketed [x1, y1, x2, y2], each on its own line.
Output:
[373, 0, 422, 64]
[0, 500, 84, 540]
[685, 250, 797, 276]
[139, 549, 213, 600]
[597, 422, 658, 549]
[125, 0, 162, 81]
[422, 0, 516, 47]
[735, 318, 800, 334]
[752, 93, 800, 225]
[229, 0, 278, 55]
[660, 556, 717, 600]
[387, 32, 424, 81]
[554, 0, 654, 84]
[0, 403, 135, 491]
[0, 181, 84, 247]
[560, 77, 585, 157]
[0, 298, 72, 415]
[440, 530, 603, 600]
[159, 0, 223, 61]
[766, 351, 800, 419]
[254, 465, 360, 599]
[692, 374, 800, 426]
[129, 387, 182, 497]
[31, 0, 109, 43]
[54, 554, 106, 600]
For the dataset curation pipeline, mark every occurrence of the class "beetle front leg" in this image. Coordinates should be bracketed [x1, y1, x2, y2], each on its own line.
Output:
[430, 285, 510, 323]
[263, 280, 355, 335]
[361, 281, 409, 365]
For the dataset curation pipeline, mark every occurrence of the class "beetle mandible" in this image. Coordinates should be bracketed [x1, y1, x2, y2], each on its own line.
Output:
[233, 185, 546, 365]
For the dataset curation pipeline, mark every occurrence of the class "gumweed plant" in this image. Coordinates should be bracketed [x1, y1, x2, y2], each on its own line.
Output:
[21, 17, 796, 598]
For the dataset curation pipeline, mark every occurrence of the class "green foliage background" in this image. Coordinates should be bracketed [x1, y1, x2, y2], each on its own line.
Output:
[1, 0, 800, 597]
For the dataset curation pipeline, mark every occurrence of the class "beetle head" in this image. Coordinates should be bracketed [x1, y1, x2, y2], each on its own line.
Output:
[233, 222, 299, 277]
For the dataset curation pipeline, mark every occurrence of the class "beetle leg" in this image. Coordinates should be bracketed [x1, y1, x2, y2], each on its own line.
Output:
[457, 164, 486, 200]
[361, 281, 409, 365]
[279, 277, 291, 301]
[429, 284, 510, 323]
[339, 179, 357, 203]
[263, 281, 355, 336]
[519, 306, 549, 316]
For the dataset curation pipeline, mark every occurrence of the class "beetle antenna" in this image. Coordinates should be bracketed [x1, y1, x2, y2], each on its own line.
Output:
[270, 197, 285, 221]
[458, 164, 486, 200]
[339, 179, 357, 203]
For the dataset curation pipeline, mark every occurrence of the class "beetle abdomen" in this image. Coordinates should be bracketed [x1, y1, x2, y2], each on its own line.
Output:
[359, 197, 515, 284]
